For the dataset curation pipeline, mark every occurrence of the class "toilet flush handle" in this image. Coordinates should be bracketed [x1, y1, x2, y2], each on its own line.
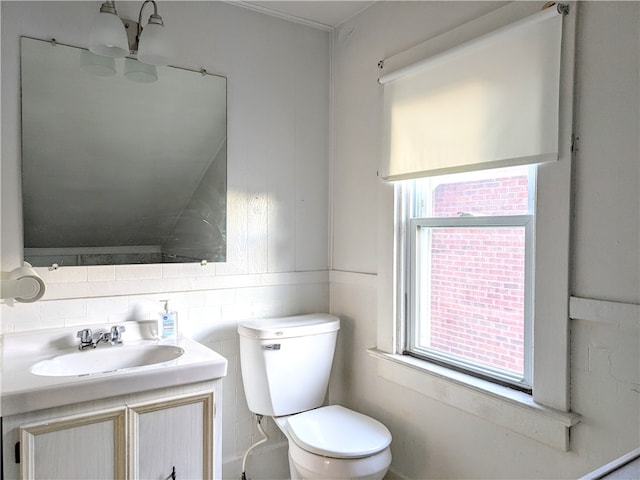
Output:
[262, 344, 281, 350]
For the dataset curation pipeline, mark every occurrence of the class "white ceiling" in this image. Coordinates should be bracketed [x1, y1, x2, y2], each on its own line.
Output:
[245, 1, 377, 28]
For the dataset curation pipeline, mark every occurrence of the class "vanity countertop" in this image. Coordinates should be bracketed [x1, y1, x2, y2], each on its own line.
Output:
[1, 321, 228, 416]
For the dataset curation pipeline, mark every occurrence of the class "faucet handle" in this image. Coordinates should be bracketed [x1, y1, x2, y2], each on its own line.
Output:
[77, 328, 94, 350]
[110, 325, 126, 345]
[77, 328, 93, 343]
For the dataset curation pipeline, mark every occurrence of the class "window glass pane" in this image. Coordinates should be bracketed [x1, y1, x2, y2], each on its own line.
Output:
[415, 225, 526, 377]
[414, 165, 531, 218]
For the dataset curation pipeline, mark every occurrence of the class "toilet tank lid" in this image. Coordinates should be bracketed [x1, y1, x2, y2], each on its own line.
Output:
[286, 405, 392, 459]
[237, 313, 340, 340]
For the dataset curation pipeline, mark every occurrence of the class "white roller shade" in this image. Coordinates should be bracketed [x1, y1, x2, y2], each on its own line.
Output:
[379, 6, 565, 181]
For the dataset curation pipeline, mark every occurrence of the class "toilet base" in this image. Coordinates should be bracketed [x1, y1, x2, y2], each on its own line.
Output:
[287, 437, 391, 480]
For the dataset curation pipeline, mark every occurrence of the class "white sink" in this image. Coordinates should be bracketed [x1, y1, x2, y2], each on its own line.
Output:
[2, 321, 228, 416]
[30, 345, 185, 377]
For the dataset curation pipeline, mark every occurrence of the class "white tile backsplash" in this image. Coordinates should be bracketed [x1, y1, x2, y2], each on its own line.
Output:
[38, 265, 88, 284]
[41, 298, 86, 322]
[85, 296, 130, 323]
[87, 266, 116, 282]
[115, 264, 164, 281]
[161, 262, 217, 279]
[203, 288, 238, 306]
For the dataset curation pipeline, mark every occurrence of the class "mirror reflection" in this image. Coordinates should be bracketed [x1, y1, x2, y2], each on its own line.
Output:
[20, 37, 227, 266]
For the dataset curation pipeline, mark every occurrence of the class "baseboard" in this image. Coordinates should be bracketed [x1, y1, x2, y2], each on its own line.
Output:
[385, 465, 409, 480]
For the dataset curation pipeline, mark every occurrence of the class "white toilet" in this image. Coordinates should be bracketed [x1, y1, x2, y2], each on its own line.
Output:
[238, 313, 392, 480]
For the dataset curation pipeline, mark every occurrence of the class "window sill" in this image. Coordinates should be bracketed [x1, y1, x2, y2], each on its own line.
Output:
[367, 348, 581, 451]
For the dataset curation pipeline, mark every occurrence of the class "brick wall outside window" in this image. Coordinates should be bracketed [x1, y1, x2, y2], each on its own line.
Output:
[422, 175, 528, 375]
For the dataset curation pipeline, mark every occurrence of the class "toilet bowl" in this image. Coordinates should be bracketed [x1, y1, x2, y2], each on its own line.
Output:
[238, 314, 392, 480]
[274, 405, 392, 480]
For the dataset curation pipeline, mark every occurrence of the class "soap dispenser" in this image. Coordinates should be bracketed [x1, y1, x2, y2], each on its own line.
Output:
[159, 300, 178, 339]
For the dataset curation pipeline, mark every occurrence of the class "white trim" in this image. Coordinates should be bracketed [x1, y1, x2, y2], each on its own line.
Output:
[329, 270, 377, 288]
[578, 448, 640, 480]
[407, 214, 534, 388]
[128, 392, 216, 480]
[570, 296, 640, 329]
[20, 407, 128, 479]
[384, 466, 410, 480]
[223, 1, 334, 32]
[531, 0, 576, 411]
[329, 26, 336, 271]
[368, 348, 580, 452]
[30, 270, 329, 301]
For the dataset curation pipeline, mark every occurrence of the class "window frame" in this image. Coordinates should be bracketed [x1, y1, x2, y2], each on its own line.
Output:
[370, 2, 579, 450]
[402, 166, 536, 391]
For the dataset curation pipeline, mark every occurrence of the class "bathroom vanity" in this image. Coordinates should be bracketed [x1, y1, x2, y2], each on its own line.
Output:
[1, 322, 228, 479]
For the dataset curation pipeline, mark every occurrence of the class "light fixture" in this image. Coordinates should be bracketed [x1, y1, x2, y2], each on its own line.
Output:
[88, 1, 129, 58]
[88, 0, 170, 66]
[135, 4, 170, 66]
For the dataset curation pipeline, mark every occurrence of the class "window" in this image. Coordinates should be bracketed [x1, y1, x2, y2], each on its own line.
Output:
[370, 2, 578, 449]
[376, 5, 567, 393]
[402, 165, 535, 390]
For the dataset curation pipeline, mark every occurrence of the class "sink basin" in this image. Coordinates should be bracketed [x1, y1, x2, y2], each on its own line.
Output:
[30, 344, 185, 377]
[2, 321, 228, 416]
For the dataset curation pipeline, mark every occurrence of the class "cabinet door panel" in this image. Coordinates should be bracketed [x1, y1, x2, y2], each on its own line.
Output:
[20, 408, 126, 480]
[130, 393, 214, 480]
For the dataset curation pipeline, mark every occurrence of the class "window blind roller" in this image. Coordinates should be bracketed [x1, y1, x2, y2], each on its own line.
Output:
[379, 7, 564, 181]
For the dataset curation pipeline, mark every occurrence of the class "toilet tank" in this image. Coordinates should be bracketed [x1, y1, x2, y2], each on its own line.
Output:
[238, 313, 340, 416]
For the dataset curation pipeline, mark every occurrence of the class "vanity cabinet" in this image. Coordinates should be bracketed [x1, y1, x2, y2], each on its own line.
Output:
[19, 408, 127, 480]
[2, 382, 221, 480]
[130, 393, 214, 480]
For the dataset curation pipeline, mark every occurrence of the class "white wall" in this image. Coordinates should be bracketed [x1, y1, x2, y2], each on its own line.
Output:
[571, 3, 640, 304]
[330, 1, 639, 479]
[1, 2, 330, 478]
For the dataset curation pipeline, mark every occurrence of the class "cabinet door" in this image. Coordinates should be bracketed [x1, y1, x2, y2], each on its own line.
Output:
[129, 392, 214, 480]
[19, 408, 127, 480]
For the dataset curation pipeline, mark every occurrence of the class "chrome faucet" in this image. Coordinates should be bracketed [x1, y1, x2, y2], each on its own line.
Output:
[76, 325, 126, 350]
[77, 328, 94, 350]
[109, 325, 126, 345]
[93, 331, 112, 346]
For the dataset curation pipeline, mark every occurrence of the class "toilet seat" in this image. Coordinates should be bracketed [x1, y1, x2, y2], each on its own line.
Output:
[286, 405, 392, 459]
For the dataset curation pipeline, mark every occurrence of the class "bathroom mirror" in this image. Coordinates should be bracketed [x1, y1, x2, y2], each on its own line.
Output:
[20, 37, 227, 266]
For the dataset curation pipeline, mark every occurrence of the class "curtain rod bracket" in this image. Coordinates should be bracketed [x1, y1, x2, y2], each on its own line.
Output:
[557, 3, 569, 15]
[378, 60, 384, 70]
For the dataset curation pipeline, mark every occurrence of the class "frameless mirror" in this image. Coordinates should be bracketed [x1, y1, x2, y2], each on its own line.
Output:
[20, 37, 227, 266]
